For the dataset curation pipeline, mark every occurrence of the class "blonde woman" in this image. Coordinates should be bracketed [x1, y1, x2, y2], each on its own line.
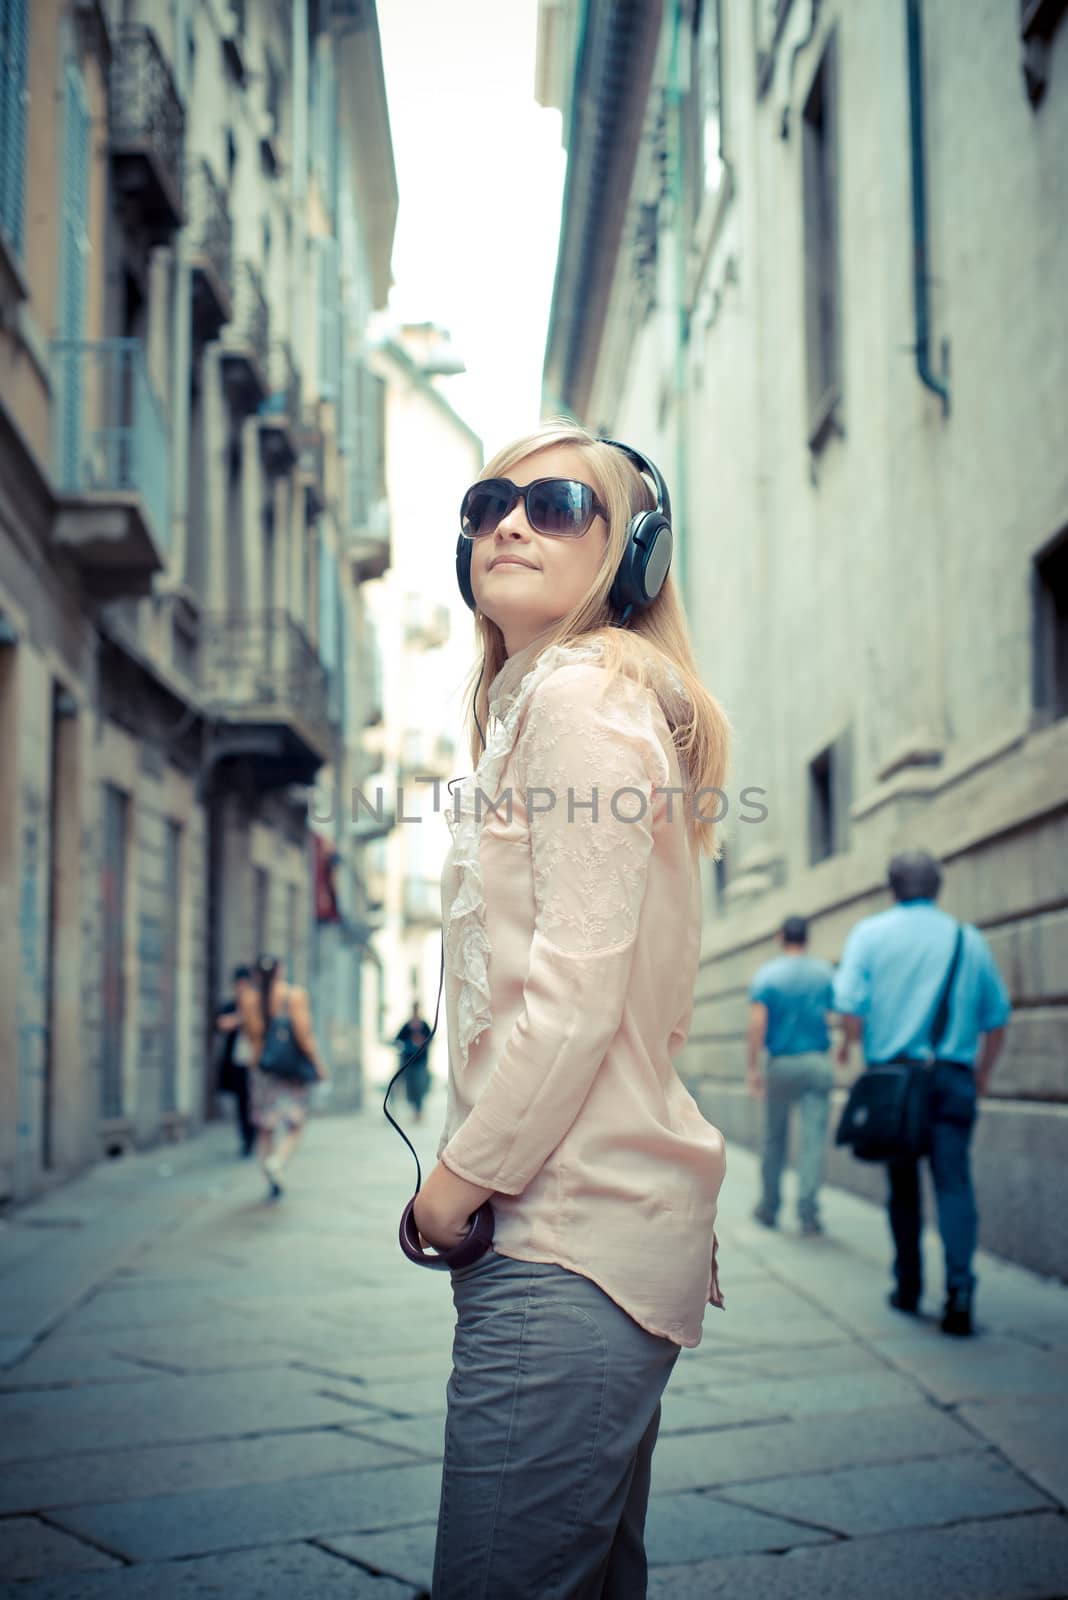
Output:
[240, 955, 327, 1200]
[412, 422, 729, 1599]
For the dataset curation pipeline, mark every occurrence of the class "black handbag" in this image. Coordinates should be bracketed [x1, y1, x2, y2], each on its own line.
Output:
[259, 1008, 318, 1085]
[835, 925, 964, 1163]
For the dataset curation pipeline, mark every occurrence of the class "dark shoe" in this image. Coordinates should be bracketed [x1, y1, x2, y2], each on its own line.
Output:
[800, 1217, 825, 1237]
[941, 1288, 973, 1337]
[888, 1288, 921, 1315]
[752, 1205, 777, 1229]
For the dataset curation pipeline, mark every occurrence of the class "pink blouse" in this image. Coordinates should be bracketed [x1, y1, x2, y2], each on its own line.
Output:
[437, 639, 726, 1347]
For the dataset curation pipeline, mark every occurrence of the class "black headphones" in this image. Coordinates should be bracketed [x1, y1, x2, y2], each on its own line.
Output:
[455, 439, 673, 628]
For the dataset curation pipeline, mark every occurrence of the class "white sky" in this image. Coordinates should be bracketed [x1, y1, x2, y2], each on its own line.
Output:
[376, 0, 566, 455]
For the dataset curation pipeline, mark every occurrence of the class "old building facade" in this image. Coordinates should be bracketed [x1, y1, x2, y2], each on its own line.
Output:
[538, 0, 1068, 1276]
[363, 325, 483, 1091]
[0, 0, 395, 1201]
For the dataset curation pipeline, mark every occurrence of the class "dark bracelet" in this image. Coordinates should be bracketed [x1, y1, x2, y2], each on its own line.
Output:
[398, 1196, 495, 1270]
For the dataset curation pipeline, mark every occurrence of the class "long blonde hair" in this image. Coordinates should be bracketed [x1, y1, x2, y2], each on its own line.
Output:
[463, 419, 731, 855]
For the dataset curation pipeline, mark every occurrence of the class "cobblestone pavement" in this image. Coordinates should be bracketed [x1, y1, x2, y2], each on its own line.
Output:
[1, 1084, 1066, 1599]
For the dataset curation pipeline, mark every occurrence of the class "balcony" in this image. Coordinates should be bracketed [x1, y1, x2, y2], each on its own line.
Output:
[295, 422, 327, 517]
[221, 0, 249, 85]
[187, 158, 233, 337]
[220, 262, 270, 411]
[347, 496, 391, 582]
[109, 25, 185, 238]
[50, 340, 170, 599]
[258, 342, 301, 475]
[201, 610, 334, 787]
[404, 594, 451, 651]
[403, 875, 442, 930]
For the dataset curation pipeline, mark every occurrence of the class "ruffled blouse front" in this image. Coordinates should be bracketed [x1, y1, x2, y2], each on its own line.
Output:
[437, 640, 726, 1347]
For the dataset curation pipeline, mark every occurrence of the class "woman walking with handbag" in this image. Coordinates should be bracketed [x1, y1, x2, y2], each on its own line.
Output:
[409, 422, 730, 1599]
[241, 954, 327, 1202]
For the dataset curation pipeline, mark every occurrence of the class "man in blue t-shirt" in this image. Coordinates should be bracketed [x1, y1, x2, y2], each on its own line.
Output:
[748, 916, 836, 1236]
[834, 850, 1011, 1337]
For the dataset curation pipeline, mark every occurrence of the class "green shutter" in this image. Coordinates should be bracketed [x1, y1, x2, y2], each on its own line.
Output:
[56, 60, 90, 489]
[316, 234, 339, 400]
[0, 0, 30, 256]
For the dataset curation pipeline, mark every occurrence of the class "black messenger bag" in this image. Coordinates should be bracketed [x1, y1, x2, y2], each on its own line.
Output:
[835, 925, 964, 1163]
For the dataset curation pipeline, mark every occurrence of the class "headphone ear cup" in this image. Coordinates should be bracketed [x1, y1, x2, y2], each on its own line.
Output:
[609, 512, 672, 616]
[456, 536, 477, 611]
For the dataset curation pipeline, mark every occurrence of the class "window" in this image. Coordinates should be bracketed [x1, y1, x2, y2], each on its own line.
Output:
[1020, 0, 1068, 105]
[801, 32, 841, 452]
[0, 0, 29, 259]
[682, 0, 725, 239]
[808, 728, 852, 864]
[252, 865, 270, 959]
[1033, 529, 1068, 721]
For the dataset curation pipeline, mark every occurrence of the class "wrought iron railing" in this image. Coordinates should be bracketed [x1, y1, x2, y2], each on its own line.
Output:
[187, 158, 232, 302]
[226, 260, 270, 380]
[200, 610, 332, 753]
[109, 25, 185, 211]
[263, 341, 301, 424]
[50, 339, 170, 551]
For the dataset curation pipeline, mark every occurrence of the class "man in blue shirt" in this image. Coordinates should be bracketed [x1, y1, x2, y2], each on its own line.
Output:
[748, 916, 837, 1237]
[834, 850, 1011, 1336]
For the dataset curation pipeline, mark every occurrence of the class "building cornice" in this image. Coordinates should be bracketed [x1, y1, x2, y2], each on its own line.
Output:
[542, 0, 664, 418]
[335, 8, 399, 309]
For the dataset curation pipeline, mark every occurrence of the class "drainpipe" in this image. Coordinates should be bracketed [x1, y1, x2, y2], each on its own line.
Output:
[905, 0, 950, 415]
[665, 0, 689, 600]
[169, 0, 193, 579]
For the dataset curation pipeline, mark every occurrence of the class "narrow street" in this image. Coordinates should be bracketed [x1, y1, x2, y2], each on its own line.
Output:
[1, 1092, 1066, 1599]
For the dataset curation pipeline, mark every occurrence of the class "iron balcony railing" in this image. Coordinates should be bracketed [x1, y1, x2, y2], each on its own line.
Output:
[109, 24, 185, 215]
[263, 341, 301, 425]
[225, 260, 270, 382]
[200, 610, 333, 754]
[187, 157, 232, 305]
[51, 339, 170, 551]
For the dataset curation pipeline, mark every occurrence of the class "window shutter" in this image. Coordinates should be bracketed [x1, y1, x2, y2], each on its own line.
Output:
[0, 0, 30, 256]
[56, 60, 91, 489]
[316, 234, 339, 400]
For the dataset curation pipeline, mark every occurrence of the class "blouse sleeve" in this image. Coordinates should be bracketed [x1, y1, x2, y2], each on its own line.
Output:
[441, 664, 671, 1194]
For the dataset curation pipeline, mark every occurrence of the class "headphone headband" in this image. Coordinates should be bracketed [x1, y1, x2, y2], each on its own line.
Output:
[597, 438, 672, 525]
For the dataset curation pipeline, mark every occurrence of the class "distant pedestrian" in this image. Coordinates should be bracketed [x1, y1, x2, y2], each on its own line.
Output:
[747, 916, 836, 1236]
[834, 850, 1011, 1336]
[393, 1003, 432, 1121]
[215, 965, 256, 1158]
[240, 954, 328, 1201]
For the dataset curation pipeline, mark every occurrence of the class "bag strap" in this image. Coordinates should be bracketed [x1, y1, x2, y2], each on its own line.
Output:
[927, 924, 965, 1056]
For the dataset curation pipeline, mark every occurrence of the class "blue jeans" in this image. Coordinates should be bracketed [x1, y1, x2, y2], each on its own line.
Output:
[887, 1061, 978, 1299]
[759, 1052, 834, 1225]
[433, 1251, 679, 1599]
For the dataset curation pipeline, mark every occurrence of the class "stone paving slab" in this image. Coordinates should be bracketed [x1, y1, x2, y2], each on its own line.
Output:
[0, 1368, 378, 1465]
[646, 1510, 1068, 1600]
[649, 1404, 980, 1495]
[0, 1516, 120, 1581]
[872, 1333, 1068, 1404]
[0, 1541, 421, 1599]
[344, 1415, 447, 1462]
[0, 1427, 416, 1516]
[644, 1490, 831, 1564]
[959, 1396, 1068, 1509]
[320, 1525, 438, 1594]
[721, 1449, 1051, 1538]
[49, 1461, 443, 1562]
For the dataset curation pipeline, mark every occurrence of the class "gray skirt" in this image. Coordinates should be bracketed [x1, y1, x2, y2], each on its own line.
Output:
[433, 1250, 680, 1600]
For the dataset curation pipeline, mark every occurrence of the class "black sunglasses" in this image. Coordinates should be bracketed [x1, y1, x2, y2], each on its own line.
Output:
[460, 477, 608, 540]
